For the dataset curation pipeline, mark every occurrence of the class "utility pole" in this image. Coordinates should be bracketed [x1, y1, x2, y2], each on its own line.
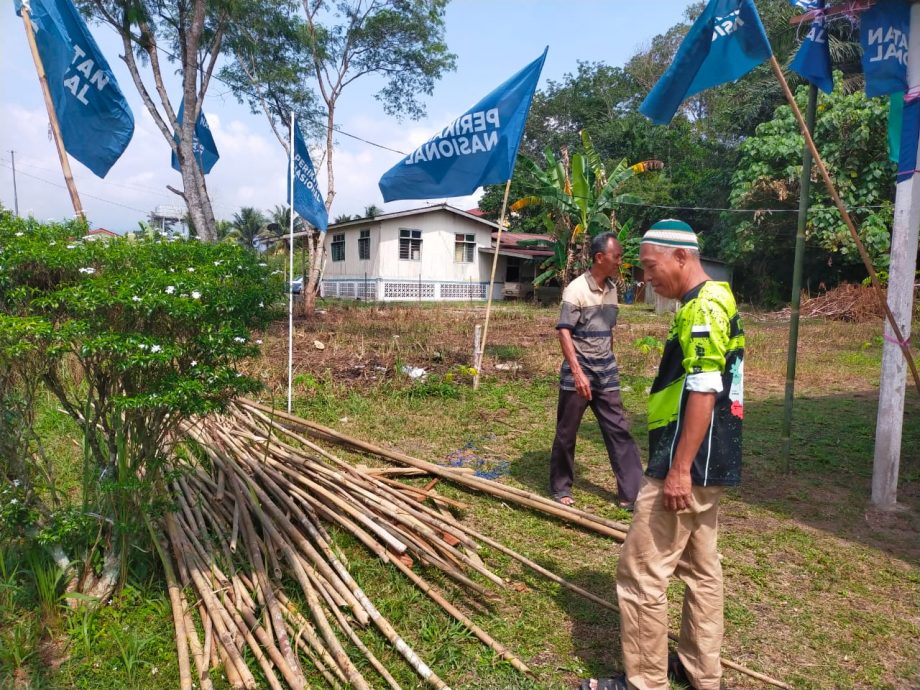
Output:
[872, 2, 920, 509]
[10, 150, 19, 217]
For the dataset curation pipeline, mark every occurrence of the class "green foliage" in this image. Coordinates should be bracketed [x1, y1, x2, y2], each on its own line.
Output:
[727, 81, 895, 300]
[633, 335, 664, 356]
[512, 131, 663, 286]
[0, 213, 281, 580]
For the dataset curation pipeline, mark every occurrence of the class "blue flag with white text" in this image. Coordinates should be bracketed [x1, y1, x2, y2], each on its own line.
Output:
[15, 0, 134, 177]
[288, 123, 328, 231]
[379, 48, 547, 202]
[860, 0, 910, 98]
[789, 2, 834, 93]
[639, 0, 772, 125]
[171, 100, 220, 174]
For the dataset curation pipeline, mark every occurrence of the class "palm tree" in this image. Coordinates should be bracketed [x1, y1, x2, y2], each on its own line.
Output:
[511, 130, 662, 287]
[228, 207, 268, 248]
[363, 205, 382, 219]
[334, 213, 356, 224]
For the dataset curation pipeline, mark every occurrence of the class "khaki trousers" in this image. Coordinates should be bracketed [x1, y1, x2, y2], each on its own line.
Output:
[616, 477, 725, 690]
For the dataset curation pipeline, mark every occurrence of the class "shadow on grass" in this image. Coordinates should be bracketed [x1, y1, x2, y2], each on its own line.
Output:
[509, 449, 622, 506]
[737, 390, 920, 564]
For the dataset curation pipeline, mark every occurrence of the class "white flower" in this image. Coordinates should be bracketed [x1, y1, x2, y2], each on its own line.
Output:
[187, 267, 195, 272]
[49, 241, 56, 246]
[138, 343, 149, 350]
[190, 360, 197, 367]
[151, 667, 158, 675]
[213, 260, 222, 266]
[12, 480, 20, 487]
[233, 336, 246, 343]
[258, 262, 267, 267]
[150, 345, 162, 353]
[79, 267, 95, 274]
[66, 244, 76, 249]
[255, 339, 263, 345]
[9, 498, 17, 505]
[14, 232, 23, 237]
[165, 285, 176, 294]
[259, 302, 264, 308]
[191, 291, 201, 300]
[132, 296, 141, 302]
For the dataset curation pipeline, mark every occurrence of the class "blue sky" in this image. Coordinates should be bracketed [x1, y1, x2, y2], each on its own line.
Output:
[0, 0, 693, 231]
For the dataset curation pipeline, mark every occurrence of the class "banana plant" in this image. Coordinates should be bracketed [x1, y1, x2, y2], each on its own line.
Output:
[512, 130, 662, 287]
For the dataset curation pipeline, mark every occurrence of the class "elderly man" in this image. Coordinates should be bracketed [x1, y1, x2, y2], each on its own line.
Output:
[550, 231, 643, 510]
[580, 220, 744, 690]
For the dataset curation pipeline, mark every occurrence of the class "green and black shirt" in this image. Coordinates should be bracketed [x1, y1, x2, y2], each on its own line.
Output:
[646, 281, 745, 487]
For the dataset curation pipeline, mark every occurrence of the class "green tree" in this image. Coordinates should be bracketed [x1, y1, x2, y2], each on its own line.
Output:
[228, 207, 269, 249]
[511, 131, 663, 287]
[727, 81, 895, 303]
[0, 212, 279, 599]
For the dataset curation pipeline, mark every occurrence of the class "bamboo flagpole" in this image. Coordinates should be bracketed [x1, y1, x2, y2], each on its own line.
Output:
[473, 178, 513, 390]
[20, 0, 84, 219]
[288, 112, 296, 413]
[767, 55, 920, 397]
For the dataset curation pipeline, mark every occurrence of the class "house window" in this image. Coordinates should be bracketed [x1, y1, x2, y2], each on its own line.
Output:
[399, 228, 422, 261]
[454, 233, 476, 263]
[506, 256, 521, 283]
[358, 229, 371, 260]
[331, 233, 345, 262]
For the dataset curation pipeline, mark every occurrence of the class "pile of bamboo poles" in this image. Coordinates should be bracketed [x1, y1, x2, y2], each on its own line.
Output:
[154, 398, 790, 690]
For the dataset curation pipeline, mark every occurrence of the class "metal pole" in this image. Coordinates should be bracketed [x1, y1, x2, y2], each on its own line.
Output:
[781, 84, 818, 472]
[10, 151, 19, 217]
[20, 1, 83, 219]
[872, 1, 920, 509]
[287, 112, 296, 414]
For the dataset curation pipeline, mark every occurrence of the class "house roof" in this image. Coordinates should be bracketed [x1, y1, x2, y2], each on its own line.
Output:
[489, 230, 554, 258]
[87, 228, 118, 237]
[281, 203, 501, 241]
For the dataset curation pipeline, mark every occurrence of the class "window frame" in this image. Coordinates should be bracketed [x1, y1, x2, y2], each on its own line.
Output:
[358, 228, 371, 260]
[399, 228, 422, 261]
[330, 233, 346, 262]
[454, 232, 476, 263]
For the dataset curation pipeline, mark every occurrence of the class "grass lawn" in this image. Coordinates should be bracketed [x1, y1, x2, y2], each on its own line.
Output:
[2, 300, 918, 689]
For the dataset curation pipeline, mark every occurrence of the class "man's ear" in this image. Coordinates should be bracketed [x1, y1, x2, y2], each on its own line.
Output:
[673, 247, 688, 267]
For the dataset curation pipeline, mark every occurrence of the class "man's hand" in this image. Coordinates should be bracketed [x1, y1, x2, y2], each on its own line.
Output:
[574, 368, 592, 400]
[663, 468, 692, 512]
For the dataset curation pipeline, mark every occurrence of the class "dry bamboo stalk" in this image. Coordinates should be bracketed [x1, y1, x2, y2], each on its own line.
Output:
[236, 507, 306, 690]
[165, 515, 258, 689]
[388, 554, 531, 676]
[375, 475, 470, 508]
[146, 518, 193, 690]
[239, 399, 629, 540]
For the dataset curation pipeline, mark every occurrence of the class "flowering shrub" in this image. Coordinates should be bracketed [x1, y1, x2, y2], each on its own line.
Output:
[0, 208, 282, 587]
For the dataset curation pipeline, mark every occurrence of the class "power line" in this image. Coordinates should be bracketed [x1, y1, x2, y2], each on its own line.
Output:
[0, 162, 149, 215]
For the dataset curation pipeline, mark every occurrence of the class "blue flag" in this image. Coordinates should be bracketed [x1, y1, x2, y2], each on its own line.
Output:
[16, 0, 134, 178]
[171, 100, 220, 174]
[288, 122, 328, 231]
[639, 0, 772, 125]
[861, 0, 910, 98]
[897, 95, 920, 183]
[789, 4, 834, 93]
[379, 48, 547, 202]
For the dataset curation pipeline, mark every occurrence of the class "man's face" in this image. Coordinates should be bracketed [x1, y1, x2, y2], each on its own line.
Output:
[595, 239, 623, 279]
[639, 243, 683, 299]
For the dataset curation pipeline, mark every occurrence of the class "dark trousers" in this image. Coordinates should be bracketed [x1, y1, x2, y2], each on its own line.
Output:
[549, 388, 643, 504]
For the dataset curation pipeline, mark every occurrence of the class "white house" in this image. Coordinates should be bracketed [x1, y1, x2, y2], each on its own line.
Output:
[312, 204, 550, 302]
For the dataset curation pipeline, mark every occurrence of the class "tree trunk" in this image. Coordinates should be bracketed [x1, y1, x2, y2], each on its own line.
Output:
[302, 111, 337, 316]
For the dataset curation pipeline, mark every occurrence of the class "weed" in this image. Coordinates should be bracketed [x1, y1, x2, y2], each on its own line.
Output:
[0, 615, 38, 669]
[26, 550, 65, 625]
[113, 628, 154, 685]
[0, 546, 20, 609]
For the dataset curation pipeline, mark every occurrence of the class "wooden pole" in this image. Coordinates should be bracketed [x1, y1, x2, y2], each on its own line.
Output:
[872, 2, 920, 508]
[288, 113, 296, 413]
[20, 2, 84, 219]
[474, 178, 513, 390]
[781, 84, 818, 472]
[472, 324, 482, 388]
[767, 55, 920, 397]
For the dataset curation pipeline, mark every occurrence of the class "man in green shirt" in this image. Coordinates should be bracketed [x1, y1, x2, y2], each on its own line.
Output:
[581, 220, 743, 690]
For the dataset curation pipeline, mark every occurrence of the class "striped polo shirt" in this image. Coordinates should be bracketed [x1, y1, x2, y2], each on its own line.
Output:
[555, 271, 621, 392]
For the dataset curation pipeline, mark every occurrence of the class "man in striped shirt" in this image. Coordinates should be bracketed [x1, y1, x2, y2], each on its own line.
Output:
[550, 232, 643, 510]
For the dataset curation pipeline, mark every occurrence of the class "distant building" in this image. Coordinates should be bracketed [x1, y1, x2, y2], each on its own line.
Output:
[309, 204, 551, 301]
[85, 228, 118, 240]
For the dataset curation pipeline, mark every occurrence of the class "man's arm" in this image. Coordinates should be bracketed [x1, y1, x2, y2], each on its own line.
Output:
[558, 329, 592, 400]
[663, 391, 716, 511]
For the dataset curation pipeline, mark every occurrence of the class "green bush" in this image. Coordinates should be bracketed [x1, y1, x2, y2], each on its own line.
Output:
[0, 209, 282, 592]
